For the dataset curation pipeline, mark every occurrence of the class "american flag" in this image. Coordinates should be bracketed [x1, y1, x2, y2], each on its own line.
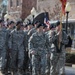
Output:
[44, 14, 50, 29]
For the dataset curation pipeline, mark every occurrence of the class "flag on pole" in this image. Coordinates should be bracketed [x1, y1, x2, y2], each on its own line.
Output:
[60, 0, 67, 15]
[44, 13, 50, 29]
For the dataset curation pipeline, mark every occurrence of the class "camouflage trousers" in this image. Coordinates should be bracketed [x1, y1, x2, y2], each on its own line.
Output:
[56, 52, 66, 75]
[50, 52, 60, 75]
[0, 49, 7, 69]
[10, 49, 24, 72]
[0, 48, 7, 74]
[31, 54, 47, 75]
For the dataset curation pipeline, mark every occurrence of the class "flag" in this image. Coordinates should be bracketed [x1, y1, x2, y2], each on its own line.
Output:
[44, 13, 50, 28]
[60, 0, 67, 15]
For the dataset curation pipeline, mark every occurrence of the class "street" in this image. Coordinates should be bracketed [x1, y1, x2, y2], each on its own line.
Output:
[65, 67, 75, 75]
[0, 67, 75, 75]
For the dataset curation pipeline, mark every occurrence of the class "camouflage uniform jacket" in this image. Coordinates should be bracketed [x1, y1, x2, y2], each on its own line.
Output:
[28, 31, 51, 55]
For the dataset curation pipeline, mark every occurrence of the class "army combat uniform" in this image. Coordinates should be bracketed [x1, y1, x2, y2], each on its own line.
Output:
[0, 28, 9, 74]
[8, 29, 26, 74]
[56, 29, 68, 75]
[28, 32, 50, 75]
[47, 29, 60, 75]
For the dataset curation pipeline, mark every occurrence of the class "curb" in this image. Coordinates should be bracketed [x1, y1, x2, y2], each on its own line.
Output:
[65, 63, 75, 68]
[65, 63, 72, 67]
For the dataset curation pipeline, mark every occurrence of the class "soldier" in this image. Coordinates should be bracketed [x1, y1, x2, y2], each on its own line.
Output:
[7, 21, 15, 31]
[28, 23, 50, 75]
[6, 21, 15, 75]
[43, 23, 51, 75]
[27, 21, 34, 38]
[46, 22, 61, 75]
[56, 22, 68, 75]
[0, 19, 9, 75]
[23, 20, 34, 73]
[8, 21, 26, 75]
[28, 20, 39, 35]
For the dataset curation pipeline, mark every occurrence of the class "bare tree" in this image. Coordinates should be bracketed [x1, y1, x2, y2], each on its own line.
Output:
[43, 3, 61, 20]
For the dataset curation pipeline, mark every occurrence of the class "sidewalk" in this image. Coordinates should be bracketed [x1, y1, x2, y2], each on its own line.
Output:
[65, 66, 75, 75]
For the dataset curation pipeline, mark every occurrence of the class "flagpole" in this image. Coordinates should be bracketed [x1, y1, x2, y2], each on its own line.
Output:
[59, 0, 67, 48]
[58, 9, 63, 48]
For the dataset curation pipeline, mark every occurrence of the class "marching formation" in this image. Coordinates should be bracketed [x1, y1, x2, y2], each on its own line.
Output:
[0, 17, 68, 75]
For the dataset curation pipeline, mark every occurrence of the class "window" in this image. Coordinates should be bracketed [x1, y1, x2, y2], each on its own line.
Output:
[16, 0, 19, 6]
[10, 0, 13, 7]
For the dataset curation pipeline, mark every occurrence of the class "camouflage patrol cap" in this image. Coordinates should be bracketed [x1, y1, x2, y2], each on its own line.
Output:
[49, 24, 55, 29]
[0, 19, 4, 23]
[16, 21, 23, 26]
[9, 21, 14, 25]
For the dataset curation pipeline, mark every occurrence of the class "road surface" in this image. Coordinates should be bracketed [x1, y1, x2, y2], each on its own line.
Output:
[65, 67, 75, 75]
[0, 67, 75, 75]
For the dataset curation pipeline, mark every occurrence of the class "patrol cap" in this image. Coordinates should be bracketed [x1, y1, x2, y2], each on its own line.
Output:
[36, 22, 44, 28]
[16, 21, 23, 26]
[49, 24, 55, 29]
[9, 21, 14, 25]
[21, 24, 25, 27]
[0, 19, 4, 23]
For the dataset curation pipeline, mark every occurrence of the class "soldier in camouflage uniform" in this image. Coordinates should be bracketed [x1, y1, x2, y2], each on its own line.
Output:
[43, 24, 50, 75]
[46, 22, 61, 75]
[27, 21, 39, 73]
[28, 23, 50, 75]
[0, 19, 9, 75]
[56, 28, 68, 75]
[49, 21, 68, 75]
[8, 21, 26, 75]
[23, 21, 34, 73]
[6, 21, 15, 75]
[7, 21, 15, 32]
[27, 20, 39, 38]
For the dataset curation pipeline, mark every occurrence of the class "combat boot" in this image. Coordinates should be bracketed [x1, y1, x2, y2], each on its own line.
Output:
[13, 71, 18, 75]
[61, 73, 65, 75]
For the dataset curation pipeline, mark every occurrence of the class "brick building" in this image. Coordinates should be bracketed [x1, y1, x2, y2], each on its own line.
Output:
[7, 0, 75, 21]
[7, 0, 37, 21]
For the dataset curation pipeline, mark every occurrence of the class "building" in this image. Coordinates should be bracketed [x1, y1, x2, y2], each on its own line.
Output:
[7, 0, 75, 21]
[0, 0, 7, 18]
[7, 0, 37, 21]
[7, 0, 61, 20]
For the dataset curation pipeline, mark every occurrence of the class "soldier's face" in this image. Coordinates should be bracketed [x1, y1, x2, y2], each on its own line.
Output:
[28, 25, 33, 30]
[43, 27, 48, 32]
[21, 26, 24, 30]
[10, 23, 15, 28]
[16, 24, 21, 29]
[38, 26, 43, 31]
